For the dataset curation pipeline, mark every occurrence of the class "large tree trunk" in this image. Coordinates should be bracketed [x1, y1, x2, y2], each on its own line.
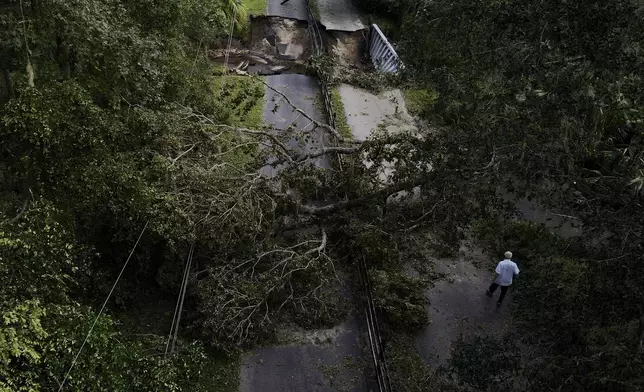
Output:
[31, 0, 41, 28]
[2, 68, 14, 99]
[55, 18, 72, 80]
[56, 34, 71, 79]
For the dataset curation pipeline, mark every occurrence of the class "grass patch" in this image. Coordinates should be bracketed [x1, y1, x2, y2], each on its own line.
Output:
[330, 87, 352, 139]
[209, 73, 265, 168]
[309, 0, 321, 20]
[243, 0, 267, 16]
[211, 74, 265, 129]
[403, 88, 438, 117]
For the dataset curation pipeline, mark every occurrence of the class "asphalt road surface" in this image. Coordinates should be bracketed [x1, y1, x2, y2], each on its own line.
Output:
[266, 0, 308, 21]
[316, 0, 365, 32]
[261, 73, 330, 176]
[239, 315, 369, 392]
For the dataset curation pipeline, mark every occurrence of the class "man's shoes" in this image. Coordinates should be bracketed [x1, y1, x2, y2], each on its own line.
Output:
[485, 290, 493, 297]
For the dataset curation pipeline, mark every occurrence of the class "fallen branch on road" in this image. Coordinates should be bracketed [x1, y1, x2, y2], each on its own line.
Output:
[231, 69, 348, 143]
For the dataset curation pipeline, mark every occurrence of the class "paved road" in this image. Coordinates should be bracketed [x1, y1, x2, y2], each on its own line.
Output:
[316, 0, 365, 31]
[267, 0, 308, 21]
[336, 84, 415, 141]
[336, 84, 416, 186]
[261, 73, 330, 176]
[414, 256, 513, 366]
[240, 315, 369, 392]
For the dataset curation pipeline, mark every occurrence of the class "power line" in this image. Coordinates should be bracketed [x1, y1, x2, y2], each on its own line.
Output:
[164, 247, 190, 356]
[165, 243, 194, 357]
[171, 243, 193, 354]
[223, 2, 238, 70]
[57, 221, 149, 392]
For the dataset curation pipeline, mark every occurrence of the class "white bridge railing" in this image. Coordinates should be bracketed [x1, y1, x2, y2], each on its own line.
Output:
[368, 24, 402, 73]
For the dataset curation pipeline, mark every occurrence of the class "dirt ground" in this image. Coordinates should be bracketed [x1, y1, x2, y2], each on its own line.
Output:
[250, 17, 312, 61]
[414, 242, 514, 367]
[326, 31, 368, 67]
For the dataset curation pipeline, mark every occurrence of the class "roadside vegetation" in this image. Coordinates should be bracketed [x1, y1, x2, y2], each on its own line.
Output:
[2, 0, 643, 390]
[352, 0, 644, 390]
[243, 0, 267, 16]
[330, 87, 352, 139]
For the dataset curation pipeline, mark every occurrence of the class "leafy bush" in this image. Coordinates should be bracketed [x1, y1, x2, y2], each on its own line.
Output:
[370, 270, 428, 333]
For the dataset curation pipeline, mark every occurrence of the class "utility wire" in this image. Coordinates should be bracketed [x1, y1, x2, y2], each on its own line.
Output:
[216, 2, 238, 99]
[164, 245, 191, 356]
[223, 2, 238, 70]
[57, 221, 149, 392]
[165, 243, 193, 356]
[170, 243, 193, 354]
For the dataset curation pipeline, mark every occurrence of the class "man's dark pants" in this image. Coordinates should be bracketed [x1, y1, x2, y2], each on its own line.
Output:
[487, 283, 509, 304]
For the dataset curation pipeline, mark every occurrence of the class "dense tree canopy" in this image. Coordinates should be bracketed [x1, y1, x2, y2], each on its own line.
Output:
[380, 0, 644, 390]
[0, 0, 277, 389]
[3, 0, 644, 390]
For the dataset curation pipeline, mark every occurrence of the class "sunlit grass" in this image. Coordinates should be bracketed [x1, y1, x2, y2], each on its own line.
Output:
[330, 87, 352, 139]
[244, 0, 267, 15]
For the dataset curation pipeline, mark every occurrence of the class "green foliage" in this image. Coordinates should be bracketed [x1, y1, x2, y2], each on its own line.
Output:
[399, 0, 644, 184]
[352, 0, 404, 19]
[471, 219, 566, 262]
[0, 200, 231, 391]
[206, 354, 240, 392]
[0, 13, 23, 71]
[212, 75, 266, 128]
[1, 302, 221, 391]
[0, 201, 88, 303]
[244, 0, 267, 15]
[0, 0, 268, 389]
[471, 218, 644, 391]
[0, 300, 47, 391]
[514, 257, 591, 343]
[370, 270, 428, 333]
[331, 87, 352, 139]
[388, 0, 644, 389]
[403, 88, 438, 117]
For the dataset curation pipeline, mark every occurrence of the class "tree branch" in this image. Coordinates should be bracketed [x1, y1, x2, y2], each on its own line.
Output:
[10, 198, 29, 224]
[294, 175, 431, 216]
[231, 69, 346, 142]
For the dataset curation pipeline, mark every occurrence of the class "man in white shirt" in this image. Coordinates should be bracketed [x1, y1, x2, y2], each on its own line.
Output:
[486, 251, 520, 306]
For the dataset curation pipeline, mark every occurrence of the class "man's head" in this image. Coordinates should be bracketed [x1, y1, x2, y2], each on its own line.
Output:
[504, 251, 513, 259]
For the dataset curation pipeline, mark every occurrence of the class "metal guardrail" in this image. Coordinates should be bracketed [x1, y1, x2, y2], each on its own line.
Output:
[302, 6, 391, 390]
[359, 256, 393, 392]
[305, 0, 324, 57]
[304, 0, 337, 130]
[368, 24, 402, 73]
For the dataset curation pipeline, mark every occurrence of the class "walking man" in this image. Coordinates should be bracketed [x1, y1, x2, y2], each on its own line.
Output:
[486, 251, 519, 306]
